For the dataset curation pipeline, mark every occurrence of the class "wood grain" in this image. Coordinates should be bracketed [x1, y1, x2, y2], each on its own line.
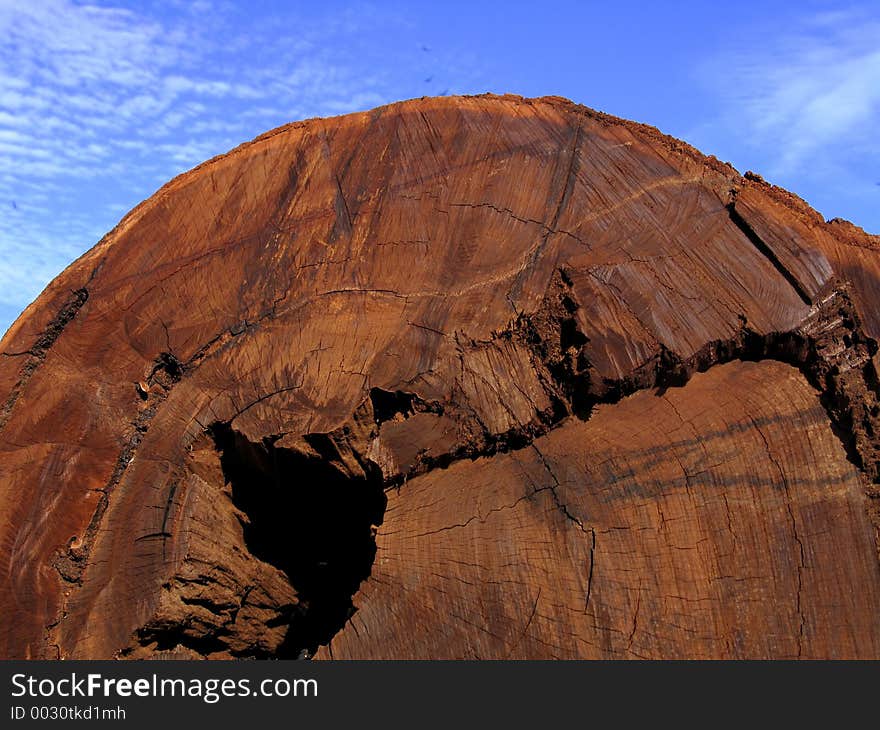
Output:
[1, 94, 879, 659]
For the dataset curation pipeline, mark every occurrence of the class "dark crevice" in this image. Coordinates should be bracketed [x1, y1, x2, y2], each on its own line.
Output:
[727, 202, 812, 306]
[369, 387, 415, 424]
[207, 422, 387, 658]
[560, 317, 587, 353]
[519, 272, 879, 492]
[0, 287, 89, 432]
[150, 351, 184, 383]
[52, 350, 184, 586]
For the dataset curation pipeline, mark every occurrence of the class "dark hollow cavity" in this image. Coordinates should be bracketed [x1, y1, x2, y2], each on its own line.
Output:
[209, 422, 387, 658]
[368, 387, 415, 424]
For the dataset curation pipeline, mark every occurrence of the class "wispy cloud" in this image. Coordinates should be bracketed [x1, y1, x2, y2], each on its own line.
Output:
[0, 0, 481, 334]
[690, 6, 880, 230]
[718, 9, 880, 173]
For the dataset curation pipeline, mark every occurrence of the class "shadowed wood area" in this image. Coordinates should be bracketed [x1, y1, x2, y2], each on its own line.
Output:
[1, 94, 879, 659]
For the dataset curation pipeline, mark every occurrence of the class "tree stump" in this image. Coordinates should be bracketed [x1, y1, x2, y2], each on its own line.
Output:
[2, 95, 880, 659]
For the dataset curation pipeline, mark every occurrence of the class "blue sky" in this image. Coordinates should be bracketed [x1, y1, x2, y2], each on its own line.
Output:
[1, 0, 878, 335]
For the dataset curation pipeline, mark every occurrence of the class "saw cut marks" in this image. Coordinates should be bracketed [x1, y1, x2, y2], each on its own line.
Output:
[1, 94, 879, 659]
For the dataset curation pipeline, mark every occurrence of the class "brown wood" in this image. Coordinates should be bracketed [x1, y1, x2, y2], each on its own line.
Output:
[2, 94, 879, 659]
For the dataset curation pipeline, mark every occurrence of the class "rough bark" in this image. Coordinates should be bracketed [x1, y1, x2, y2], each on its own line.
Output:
[1, 94, 879, 659]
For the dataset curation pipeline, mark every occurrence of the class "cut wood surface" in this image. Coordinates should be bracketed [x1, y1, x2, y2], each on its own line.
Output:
[1, 94, 879, 659]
